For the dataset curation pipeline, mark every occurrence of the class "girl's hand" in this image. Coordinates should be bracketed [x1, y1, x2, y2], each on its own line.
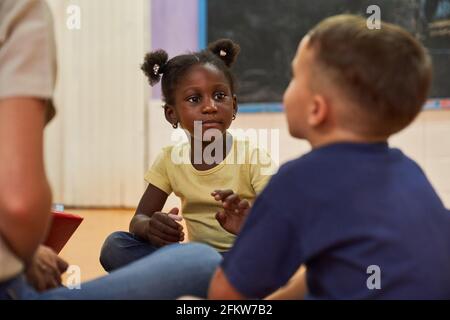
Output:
[146, 207, 184, 247]
[211, 190, 250, 235]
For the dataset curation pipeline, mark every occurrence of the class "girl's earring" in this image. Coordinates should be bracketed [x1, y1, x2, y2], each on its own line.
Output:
[172, 122, 178, 129]
[232, 114, 236, 120]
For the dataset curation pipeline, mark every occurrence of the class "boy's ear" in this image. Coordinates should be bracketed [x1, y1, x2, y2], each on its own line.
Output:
[308, 95, 328, 127]
[164, 104, 178, 126]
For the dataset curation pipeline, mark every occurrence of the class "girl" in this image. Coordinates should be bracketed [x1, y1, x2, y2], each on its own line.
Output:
[99, 39, 275, 272]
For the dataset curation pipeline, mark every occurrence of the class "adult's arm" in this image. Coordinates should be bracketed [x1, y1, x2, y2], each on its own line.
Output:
[0, 98, 52, 265]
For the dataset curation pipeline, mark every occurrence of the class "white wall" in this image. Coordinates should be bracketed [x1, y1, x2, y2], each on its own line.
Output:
[390, 110, 450, 207]
[45, 0, 150, 207]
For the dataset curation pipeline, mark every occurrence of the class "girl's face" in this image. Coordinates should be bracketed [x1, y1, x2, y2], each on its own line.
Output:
[166, 63, 237, 137]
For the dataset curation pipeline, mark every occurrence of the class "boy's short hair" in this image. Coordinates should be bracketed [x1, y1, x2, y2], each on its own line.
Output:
[307, 15, 432, 136]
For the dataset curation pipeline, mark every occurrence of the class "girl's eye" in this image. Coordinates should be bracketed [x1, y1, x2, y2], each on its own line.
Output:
[187, 96, 200, 103]
[214, 92, 226, 100]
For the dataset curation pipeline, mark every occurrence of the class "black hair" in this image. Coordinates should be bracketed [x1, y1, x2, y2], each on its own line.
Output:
[141, 39, 240, 106]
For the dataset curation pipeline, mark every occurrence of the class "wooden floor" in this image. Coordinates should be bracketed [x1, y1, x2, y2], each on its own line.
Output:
[59, 209, 135, 282]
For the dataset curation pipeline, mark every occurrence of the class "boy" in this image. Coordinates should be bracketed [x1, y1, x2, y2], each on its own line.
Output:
[208, 15, 450, 299]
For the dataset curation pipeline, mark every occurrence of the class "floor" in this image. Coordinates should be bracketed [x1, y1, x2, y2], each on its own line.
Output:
[59, 209, 134, 282]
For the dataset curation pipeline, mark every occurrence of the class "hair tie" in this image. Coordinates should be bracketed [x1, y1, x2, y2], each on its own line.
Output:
[153, 64, 160, 75]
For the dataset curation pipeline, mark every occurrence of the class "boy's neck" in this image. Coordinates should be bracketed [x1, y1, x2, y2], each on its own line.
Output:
[308, 129, 388, 149]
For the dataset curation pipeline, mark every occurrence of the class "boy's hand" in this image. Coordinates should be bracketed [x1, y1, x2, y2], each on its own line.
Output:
[146, 207, 184, 247]
[26, 245, 69, 292]
[212, 190, 250, 235]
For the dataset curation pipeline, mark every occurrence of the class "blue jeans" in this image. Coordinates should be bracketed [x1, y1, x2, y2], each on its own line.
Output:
[99, 231, 160, 272]
[100, 232, 228, 273]
[0, 242, 222, 300]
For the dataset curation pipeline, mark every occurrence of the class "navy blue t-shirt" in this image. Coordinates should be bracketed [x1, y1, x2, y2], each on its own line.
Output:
[222, 142, 450, 299]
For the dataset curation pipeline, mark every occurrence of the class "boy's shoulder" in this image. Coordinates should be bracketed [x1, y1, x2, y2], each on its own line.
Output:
[274, 142, 418, 185]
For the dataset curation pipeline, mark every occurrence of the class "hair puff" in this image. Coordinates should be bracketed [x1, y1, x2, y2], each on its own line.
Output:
[208, 38, 240, 67]
[141, 49, 169, 86]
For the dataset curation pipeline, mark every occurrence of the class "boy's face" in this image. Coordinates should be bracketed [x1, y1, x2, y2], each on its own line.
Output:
[283, 37, 316, 139]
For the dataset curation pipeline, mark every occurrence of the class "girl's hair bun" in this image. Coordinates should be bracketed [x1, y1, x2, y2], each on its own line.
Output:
[141, 49, 169, 86]
[208, 38, 240, 67]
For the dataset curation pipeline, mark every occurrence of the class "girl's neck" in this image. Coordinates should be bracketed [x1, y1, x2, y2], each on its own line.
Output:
[189, 131, 233, 171]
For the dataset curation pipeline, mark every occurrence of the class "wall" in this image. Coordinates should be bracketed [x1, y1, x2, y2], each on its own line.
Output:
[45, 0, 149, 207]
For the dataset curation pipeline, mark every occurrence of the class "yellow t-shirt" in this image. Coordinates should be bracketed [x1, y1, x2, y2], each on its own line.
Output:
[144, 138, 276, 252]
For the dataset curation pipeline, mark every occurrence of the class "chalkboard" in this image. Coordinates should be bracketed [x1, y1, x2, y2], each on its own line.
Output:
[207, 0, 450, 104]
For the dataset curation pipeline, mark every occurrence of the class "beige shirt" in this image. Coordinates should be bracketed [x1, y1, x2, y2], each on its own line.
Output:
[0, 0, 56, 282]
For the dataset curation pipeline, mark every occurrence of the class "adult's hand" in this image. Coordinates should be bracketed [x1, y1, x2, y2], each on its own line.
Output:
[26, 245, 69, 292]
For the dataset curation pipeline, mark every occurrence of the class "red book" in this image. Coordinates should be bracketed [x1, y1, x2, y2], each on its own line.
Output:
[44, 211, 83, 253]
